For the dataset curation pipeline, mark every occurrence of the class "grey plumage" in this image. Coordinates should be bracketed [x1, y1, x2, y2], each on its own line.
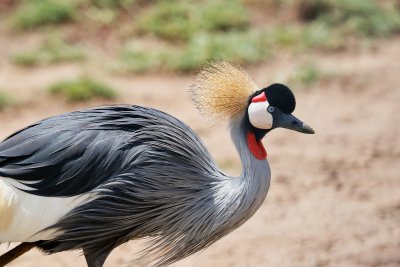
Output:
[0, 63, 314, 267]
[0, 105, 270, 266]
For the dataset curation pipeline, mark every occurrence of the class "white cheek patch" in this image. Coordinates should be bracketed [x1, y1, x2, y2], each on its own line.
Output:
[248, 101, 273, 129]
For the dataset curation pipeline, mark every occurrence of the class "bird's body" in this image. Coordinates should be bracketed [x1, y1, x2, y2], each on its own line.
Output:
[0, 62, 313, 267]
[0, 105, 270, 265]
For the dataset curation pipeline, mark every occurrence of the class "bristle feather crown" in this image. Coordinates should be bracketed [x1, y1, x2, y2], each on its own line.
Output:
[191, 61, 258, 121]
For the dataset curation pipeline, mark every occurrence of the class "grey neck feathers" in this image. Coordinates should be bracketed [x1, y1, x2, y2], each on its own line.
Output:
[211, 116, 271, 230]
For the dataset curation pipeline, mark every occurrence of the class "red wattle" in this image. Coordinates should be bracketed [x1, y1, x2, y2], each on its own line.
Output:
[246, 132, 267, 160]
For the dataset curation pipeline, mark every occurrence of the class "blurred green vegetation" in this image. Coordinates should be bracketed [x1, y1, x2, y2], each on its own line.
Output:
[0, 0, 396, 107]
[137, 0, 249, 42]
[2, 0, 400, 74]
[89, 0, 137, 9]
[49, 77, 117, 101]
[11, 37, 85, 66]
[295, 0, 400, 37]
[114, 30, 268, 73]
[12, 0, 75, 30]
[0, 92, 14, 110]
[289, 62, 321, 87]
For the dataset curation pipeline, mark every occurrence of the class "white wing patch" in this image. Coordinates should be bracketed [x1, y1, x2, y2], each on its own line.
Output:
[0, 178, 91, 242]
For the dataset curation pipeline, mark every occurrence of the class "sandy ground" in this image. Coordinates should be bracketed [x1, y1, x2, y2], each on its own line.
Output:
[0, 36, 399, 267]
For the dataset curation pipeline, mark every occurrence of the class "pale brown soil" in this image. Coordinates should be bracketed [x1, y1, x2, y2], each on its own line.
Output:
[0, 36, 399, 267]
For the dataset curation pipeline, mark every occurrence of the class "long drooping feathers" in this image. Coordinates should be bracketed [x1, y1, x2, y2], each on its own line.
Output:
[191, 61, 258, 121]
[0, 106, 216, 196]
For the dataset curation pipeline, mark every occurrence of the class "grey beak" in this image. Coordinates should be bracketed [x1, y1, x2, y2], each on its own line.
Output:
[274, 112, 315, 134]
[297, 122, 315, 134]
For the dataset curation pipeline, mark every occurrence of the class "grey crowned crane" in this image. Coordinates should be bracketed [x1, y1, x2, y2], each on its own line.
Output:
[0, 62, 314, 267]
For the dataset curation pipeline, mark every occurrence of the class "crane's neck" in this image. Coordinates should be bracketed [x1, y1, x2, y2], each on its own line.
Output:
[230, 116, 270, 183]
[212, 116, 271, 232]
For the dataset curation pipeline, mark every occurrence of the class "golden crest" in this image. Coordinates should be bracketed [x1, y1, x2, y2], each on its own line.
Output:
[191, 61, 258, 121]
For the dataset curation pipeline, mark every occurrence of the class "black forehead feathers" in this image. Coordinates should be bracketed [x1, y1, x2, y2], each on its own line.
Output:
[249, 83, 296, 114]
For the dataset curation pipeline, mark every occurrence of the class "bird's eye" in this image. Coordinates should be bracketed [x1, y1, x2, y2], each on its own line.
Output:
[267, 106, 275, 113]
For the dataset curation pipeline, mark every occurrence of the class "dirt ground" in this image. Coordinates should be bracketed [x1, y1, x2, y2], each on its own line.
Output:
[0, 36, 399, 267]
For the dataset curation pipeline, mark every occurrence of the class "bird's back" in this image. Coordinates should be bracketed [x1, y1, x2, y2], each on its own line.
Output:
[0, 105, 220, 196]
[0, 105, 221, 244]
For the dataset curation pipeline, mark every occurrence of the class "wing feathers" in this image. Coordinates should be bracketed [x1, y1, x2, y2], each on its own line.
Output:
[0, 105, 214, 197]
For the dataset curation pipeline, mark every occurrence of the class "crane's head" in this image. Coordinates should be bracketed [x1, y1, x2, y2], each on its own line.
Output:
[247, 83, 314, 138]
[192, 61, 314, 132]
